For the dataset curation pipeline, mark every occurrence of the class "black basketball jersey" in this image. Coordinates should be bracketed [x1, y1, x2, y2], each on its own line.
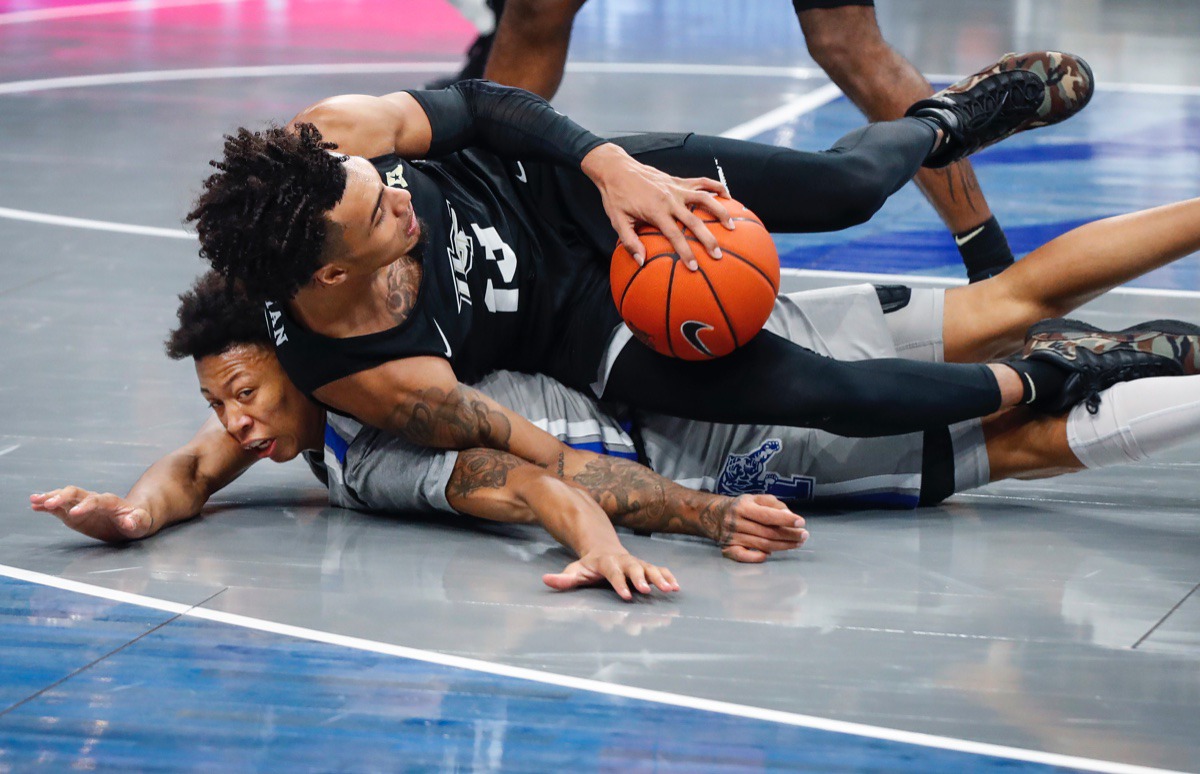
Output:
[270, 148, 599, 396]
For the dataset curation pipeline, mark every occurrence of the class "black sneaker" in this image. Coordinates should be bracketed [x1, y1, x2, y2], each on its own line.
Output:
[907, 51, 1095, 169]
[1021, 317, 1200, 413]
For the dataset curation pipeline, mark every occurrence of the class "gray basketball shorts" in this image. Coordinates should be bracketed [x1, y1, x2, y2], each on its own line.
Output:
[637, 284, 990, 508]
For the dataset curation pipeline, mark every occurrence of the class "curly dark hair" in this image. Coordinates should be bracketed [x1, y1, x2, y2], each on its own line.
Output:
[187, 123, 347, 302]
[165, 271, 271, 361]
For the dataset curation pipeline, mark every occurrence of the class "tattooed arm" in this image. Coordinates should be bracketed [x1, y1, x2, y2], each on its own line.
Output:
[314, 356, 579, 469]
[563, 451, 808, 563]
[445, 448, 678, 600]
[316, 358, 805, 562]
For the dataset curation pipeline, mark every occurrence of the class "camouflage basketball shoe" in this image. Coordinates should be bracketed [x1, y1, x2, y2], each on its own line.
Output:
[1021, 318, 1200, 414]
[906, 51, 1095, 169]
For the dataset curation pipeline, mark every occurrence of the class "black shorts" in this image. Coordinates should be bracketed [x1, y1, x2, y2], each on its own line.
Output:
[918, 426, 955, 506]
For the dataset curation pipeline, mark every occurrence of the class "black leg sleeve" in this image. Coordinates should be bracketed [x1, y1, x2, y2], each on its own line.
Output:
[605, 330, 1001, 438]
[629, 119, 936, 233]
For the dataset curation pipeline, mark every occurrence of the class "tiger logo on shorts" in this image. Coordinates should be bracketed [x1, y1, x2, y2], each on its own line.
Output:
[716, 439, 814, 501]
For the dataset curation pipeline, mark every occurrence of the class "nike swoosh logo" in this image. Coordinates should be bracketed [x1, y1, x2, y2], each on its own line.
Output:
[433, 319, 452, 358]
[514, 161, 527, 183]
[954, 225, 986, 246]
[681, 320, 715, 357]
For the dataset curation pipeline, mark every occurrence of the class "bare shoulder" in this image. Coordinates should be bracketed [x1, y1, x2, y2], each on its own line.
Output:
[289, 92, 431, 160]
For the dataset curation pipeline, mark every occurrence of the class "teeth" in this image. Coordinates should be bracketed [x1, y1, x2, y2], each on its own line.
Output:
[249, 439, 270, 450]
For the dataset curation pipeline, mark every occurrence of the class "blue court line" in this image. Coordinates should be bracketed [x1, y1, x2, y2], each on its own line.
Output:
[0, 573, 1165, 773]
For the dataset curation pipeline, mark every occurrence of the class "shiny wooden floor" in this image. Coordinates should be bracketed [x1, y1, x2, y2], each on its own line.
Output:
[1, 1, 1199, 771]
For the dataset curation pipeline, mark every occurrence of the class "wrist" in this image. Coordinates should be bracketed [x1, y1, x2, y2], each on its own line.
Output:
[690, 493, 735, 544]
[579, 142, 626, 180]
[580, 544, 630, 560]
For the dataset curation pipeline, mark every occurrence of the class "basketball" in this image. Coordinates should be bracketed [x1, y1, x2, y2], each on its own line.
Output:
[610, 196, 780, 360]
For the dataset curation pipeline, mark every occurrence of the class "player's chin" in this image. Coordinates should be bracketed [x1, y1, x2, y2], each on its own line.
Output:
[267, 439, 300, 463]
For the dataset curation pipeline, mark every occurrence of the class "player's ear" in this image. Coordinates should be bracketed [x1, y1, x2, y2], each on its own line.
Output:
[312, 263, 348, 288]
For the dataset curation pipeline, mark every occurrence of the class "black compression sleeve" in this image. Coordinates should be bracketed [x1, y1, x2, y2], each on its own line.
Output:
[605, 330, 1003, 438]
[407, 79, 607, 167]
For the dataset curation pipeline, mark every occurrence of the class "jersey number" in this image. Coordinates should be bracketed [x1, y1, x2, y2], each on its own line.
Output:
[472, 224, 519, 313]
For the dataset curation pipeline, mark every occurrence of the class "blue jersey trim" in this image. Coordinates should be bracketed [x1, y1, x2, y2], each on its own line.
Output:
[324, 425, 350, 466]
[566, 440, 638, 460]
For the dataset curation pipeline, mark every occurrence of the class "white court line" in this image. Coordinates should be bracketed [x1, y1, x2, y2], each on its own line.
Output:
[720, 83, 844, 140]
[0, 62, 458, 96]
[0, 206, 193, 240]
[0, 563, 1181, 774]
[780, 268, 1200, 300]
[0, 62, 822, 97]
[0, 0, 241, 26]
[2, 61, 1195, 97]
[0, 63, 828, 96]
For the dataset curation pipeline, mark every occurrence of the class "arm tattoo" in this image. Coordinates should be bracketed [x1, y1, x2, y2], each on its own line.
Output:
[391, 384, 513, 451]
[571, 454, 736, 543]
[447, 448, 524, 500]
[697, 497, 736, 547]
[385, 259, 422, 322]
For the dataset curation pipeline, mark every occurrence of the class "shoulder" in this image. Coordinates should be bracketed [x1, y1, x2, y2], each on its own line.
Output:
[290, 92, 431, 159]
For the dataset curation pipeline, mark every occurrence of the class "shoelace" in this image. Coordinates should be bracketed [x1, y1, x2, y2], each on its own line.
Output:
[961, 77, 1043, 132]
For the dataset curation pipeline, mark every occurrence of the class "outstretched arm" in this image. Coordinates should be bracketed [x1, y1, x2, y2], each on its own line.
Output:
[30, 416, 259, 543]
[290, 81, 731, 265]
[445, 448, 678, 600]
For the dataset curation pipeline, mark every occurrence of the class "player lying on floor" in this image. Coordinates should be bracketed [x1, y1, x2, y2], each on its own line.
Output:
[32, 249, 1200, 591]
[30, 273, 811, 599]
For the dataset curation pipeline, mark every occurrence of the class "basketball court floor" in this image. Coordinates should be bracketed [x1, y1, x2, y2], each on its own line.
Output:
[2, 0, 1199, 770]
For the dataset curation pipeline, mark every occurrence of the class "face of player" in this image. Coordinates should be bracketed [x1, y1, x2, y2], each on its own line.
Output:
[325, 156, 422, 273]
[196, 344, 325, 463]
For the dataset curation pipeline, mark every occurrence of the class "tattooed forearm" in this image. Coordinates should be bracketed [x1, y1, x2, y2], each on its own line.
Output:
[569, 454, 733, 540]
[391, 385, 513, 451]
[696, 497, 736, 547]
[447, 448, 524, 500]
[571, 455, 665, 524]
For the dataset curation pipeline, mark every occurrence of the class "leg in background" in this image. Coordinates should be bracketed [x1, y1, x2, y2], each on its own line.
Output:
[484, 0, 586, 100]
[798, 3, 1013, 280]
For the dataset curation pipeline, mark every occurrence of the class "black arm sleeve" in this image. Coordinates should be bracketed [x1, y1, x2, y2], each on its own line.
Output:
[406, 79, 607, 167]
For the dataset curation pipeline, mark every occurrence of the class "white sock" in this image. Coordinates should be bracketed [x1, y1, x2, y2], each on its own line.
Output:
[1066, 375, 1200, 469]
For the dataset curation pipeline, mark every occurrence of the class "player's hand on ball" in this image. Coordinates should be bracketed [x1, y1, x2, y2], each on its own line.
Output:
[543, 551, 680, 601]
[581, 143, 732, 270]
[30, 487, 155, 543]
[718, 494, 808, 563]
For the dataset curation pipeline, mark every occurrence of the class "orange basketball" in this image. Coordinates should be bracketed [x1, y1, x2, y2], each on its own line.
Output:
[610, 196, 780, 360]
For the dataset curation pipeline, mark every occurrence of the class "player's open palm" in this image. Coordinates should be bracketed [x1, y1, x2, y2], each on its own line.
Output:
[30, 487, 153, 543]
[719, 494, 808, 563]
[543, 551, 679, 601]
